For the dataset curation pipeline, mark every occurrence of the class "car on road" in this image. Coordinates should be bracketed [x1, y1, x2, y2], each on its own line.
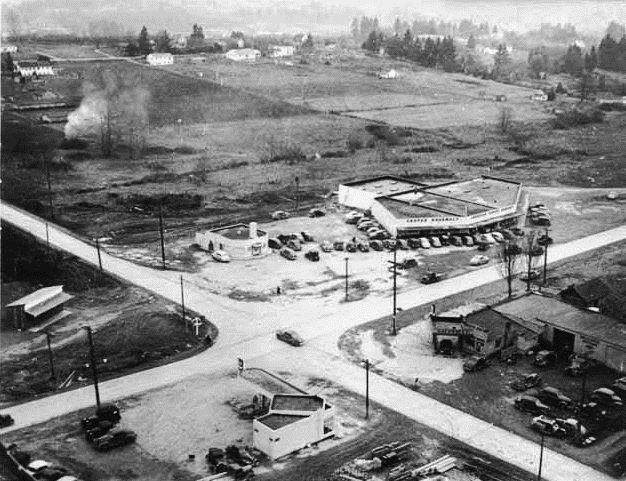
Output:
[369, 240, 383, 251]
[590, 388, 623, 408]
[534, 350, 557, 367]
[429, 236, 442, 248]
[346, 242, 357, 253]
[514, 395, 550, 415]
[421, 272, 443, 284]
[268, 238, 282, 250]
[511, 373, 542, 392]
[280, 248, 297, 260]
[305, 249, 320, 262]
[463, 355, 488, 372]
[271, 210, 290, 220]
[308, 208, 326, 217]
[276, 330, 304, 346]
[537, 387, 572, 408]
[212, 250, 231, 263]
[565, 355, 591, 376]
[469, 255, 489, 266]
[93, 428, 137, 452]
[0, 413, 14, 428]
[320, 241, 333, 253]
[398, 258, 418, 269]
[462, 235, 474, 247]
[531, 415, 566, 437]
[357, 242, 370, 253]
[287, 239, 302, 251]
[612, 377, 626, 398]
[419, 237, 431, 249]
[519, 269, 541, 282]
[301, 231, 315, 242]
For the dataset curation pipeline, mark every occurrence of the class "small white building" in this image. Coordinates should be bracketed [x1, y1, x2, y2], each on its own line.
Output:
[253, 394, 336, 460]
[531, 90, 548, 101]
[1, 45, 17, 54]
[195, 222, 269, 259]
[225, 48, 261, 61]
[268, 45, 295, 58]
[146, 53, 174, 66]
[13, 61, 54, 77]
[378, 69, 398, 79]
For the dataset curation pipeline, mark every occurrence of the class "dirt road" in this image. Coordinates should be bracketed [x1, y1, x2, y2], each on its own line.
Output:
[1, 201, 625, 481]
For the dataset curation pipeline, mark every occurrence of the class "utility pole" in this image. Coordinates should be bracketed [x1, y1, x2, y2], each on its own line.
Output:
[344, 257, 349, 301]
[44, 331, 55, 380]
[95, 238, 103, 272]
[364, 359, 370, 420]
[537, 432, 545, 481]
[158, 204, 166, 270]
[295, 176, 300, 212]
[542, 228, 550, 285]
[44, 155, 54, 219]
[45, 222, 50, 250]
[84, 326, 101, 410]
[386, 246, 398, 335]
[180, 275, 187, 329]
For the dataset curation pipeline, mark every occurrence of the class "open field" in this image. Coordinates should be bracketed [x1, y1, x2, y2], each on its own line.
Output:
[0, 224, 215, 406]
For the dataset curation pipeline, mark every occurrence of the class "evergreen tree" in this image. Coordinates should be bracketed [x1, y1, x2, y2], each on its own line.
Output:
[362, 30, 384, 53]
[563, 44, 583, 75]
[492, 44, 511, 79]
[350, 17, 359, 38]
[528, 47, 549, 78]
[138, 26, 151, 55]
[188, 23, 205, 50]
[1, 52, 15, 74]
[155, 30, 172, 53]
[467, 34, 476, 50]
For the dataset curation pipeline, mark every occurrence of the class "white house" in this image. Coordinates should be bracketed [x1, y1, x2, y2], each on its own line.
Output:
[1, 45, 18, 54]
[378, 69, 398, 79]
[13, 61, 54, 77]
[146, 53, 174, 66]
[225, 48, 261, 61]
[268, 45, 295, 58]
[253, 394, 336, 460]
[195, 222, 269, 259]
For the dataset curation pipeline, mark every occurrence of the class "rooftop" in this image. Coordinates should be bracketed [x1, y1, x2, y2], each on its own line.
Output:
[341, 176, 426, 196]
[271, 394, 325, 412]
[256, 413, 308, 430]
[424, 177, 520, 208]
[5, 286, 72, 318]
[465, 307, 514, 336]
[209, 223, 266, 240]
[493, 294, 626, 348]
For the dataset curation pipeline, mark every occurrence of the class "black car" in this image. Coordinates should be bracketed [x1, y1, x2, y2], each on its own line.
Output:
[369, 240, 383, 251]
[382, 239, 397, 250]
[408, 238, 421, 249]
[537, 234, 553, 246]
[308, 208, 326, 217]
[301, 231, 315, 242]
[346, 242, 357, 253]
[421, 272, 443, 284]
[357, 242, 370, 253]
[534, 350, 557, 367]
[511, 373, 542, 392]
[268, 238, 282, 250]
[305, 250, 320, 262]
[333, 241, 345, 251]
[514, 395, 550, 415]
[0, 414, 14, 428]
[277, 234, 292, 245]
[93, 429, 137, 452]
[276, 330, 304, 346]
[463, 355, 488, 372]
[565, 355, 591, 376]
[537, 387, 572, 408]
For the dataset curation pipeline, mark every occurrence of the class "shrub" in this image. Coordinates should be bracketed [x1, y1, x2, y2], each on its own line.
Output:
[260, 139, 305, 164]
[497, 107, 513, 134]
[365, 124, 401, 146]
[346, 133, 363, 153]
[552, 106, 604, 129]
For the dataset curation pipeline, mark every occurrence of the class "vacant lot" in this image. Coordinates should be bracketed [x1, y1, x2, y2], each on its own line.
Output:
[0, 224, 215, 406]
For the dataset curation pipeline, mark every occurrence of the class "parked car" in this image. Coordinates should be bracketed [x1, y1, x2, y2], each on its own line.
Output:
[345, 211, 363, 224]
[346, 242, 357, 253]
[511, 373, 542, 391]
[565, 355, 591, 376]
[358, 221, 376, 231]
[419, 237, 431, 249]
[530, 246, 545, 257]
[93, 428, 137, 452]
[27, 460, 51, 475]
[590, 388, 623, 408]
[491, 232, 505, 243]
[469, 255, 489, 266]
[305, 249, 320, 262]
[463, 355, 488, 372]
[271, 210, 290, 220]
[396, 239, 409, 250]
[0, 413, 14, 428]
[382, 239, 397, 250]
[333, 241, 345, 251]
[368, 230, 387, 240]
[357, 242, 370, 253]
[534, 350, 557, 367]
[421, 272, 443, 284]
[212, 250, 231, 263]
[280, 247, 297, 260]
[451, 236, 463, 247]
[398, 258, 418, 269]
[320, 241, 333, 252]
[277, 234, 293, 245]
[501, 229, 515, 240]
[519, 269, 541, 282]
[483, 233, 497, 244]
[276, 329, 304, 346]
[268, 238, 282, 250]
[531, 415, 566, 437]
[429, 236, 442, 248]
[301, 231, 315, 242]
[440, 235, 450, 246]
[514, 395, 551, 415]
[308, 208, 325, 217]
[462, 235, 474, 247]
[538, 387, 572, 408]
[287, 239, 302, 251]
[537, 234, 553, 246]
[556, 418, 588, 437]
[611, 377, 626, 398]
[369, 240, 383, 251]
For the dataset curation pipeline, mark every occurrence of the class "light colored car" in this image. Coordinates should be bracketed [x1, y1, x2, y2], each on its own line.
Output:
[419, 237, 431, 249]
[211, 250, 231, 263]
[491, 232, 505, 243]
[320, 241, 333, 252]
[469, 254, 489, 266]
[429, 236, 442, 248]
[271, 210, 289, 220]
[280, 247, 297, 260]
[27, 460, 51, 473]
[483, 233, 497, 244]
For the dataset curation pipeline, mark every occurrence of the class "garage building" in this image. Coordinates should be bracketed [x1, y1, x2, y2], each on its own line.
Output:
[195, 222, 269, 259]
[3, 285, 72, 330]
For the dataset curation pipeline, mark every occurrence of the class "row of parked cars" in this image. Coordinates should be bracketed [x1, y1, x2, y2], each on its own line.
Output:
[81, 403, 136, 452]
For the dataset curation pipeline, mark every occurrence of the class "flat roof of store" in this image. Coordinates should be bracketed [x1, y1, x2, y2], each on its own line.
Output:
[341, 176, 426, 196]
[425, 177, 520, 208]
[209, 223, 266, 240]
[271, 394, 325, 412]
[257, 413, 308, 430]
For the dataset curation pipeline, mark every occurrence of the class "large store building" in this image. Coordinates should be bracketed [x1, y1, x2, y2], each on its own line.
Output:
[338, 175, 528, 237]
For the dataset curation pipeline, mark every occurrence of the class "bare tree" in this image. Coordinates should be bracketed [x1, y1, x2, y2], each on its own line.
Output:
[522, 231, 543, 292]
[497, 240, 523, 298]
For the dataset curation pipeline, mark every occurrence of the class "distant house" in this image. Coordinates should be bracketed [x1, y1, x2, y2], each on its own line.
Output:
[268, 45, 295, 58]
[225, 48, 261, 61]
[146, 53, 174, 66]
[13, 60, 54, 77]
[3, 286, 73, 330]
[172, 34, 187, 50]
[531, 90, 548, 101]
[236, 38, 245, 49]
[378, 69, 398, 79]
[1, 45, 17, 54]
[253, 394, 336, 460]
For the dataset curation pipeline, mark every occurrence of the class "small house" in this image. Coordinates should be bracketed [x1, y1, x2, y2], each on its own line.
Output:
[268, 45, 295, 58]
[531, 90, 548, 101]
[195, 222, 269, 259]
[225, 48, 261, 62]
[146, 53, 174, 66]
[4, 286, 73, 330]
[13, 60, 54, 77]
[378, 69, 398, 79]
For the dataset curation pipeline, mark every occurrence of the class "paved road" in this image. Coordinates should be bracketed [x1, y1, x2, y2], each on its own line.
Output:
[1, 202, 624, 481]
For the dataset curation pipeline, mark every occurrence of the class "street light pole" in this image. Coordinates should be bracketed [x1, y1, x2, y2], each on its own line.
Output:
[537, 432, 545, 481]
[44, 331, 55, 380]
[344, 257, 349, 301]
[180, 275, 187, 329]
[158, 204, 166, 270]
[392, 246, 398, 336]
[543, 228, 550, 285]
[84, 326, 101, 410]
[295, 176, 300, 212]
[364, 358, 370, 420]
[95, 238, 103, 272]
